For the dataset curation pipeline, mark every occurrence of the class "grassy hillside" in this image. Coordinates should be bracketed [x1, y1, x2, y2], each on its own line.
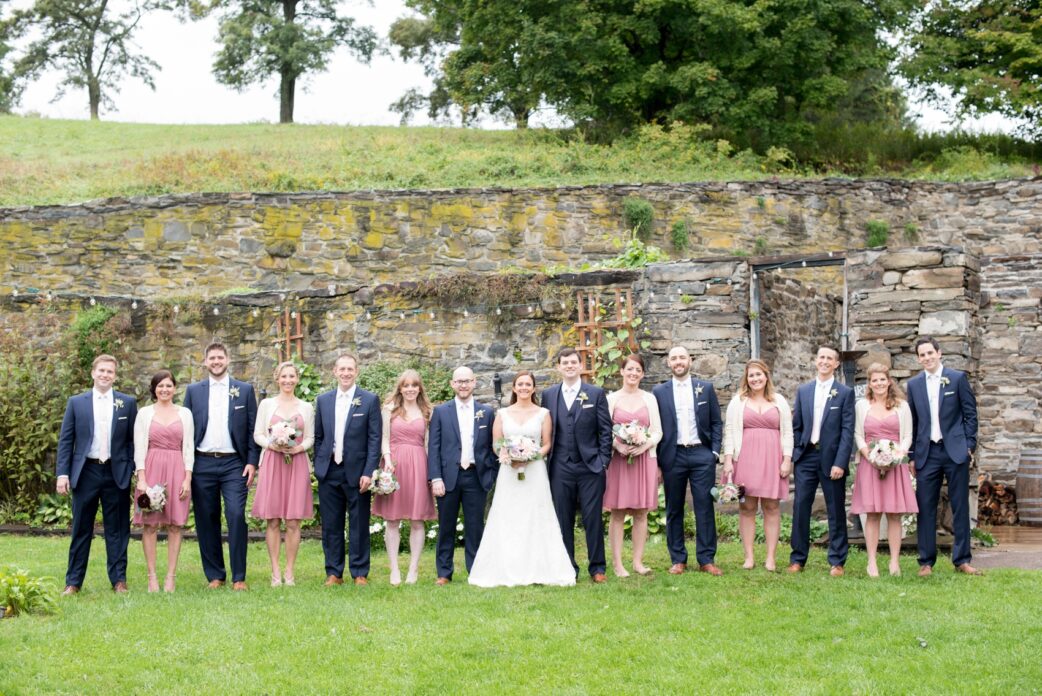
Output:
[1, 115, 1038, 206]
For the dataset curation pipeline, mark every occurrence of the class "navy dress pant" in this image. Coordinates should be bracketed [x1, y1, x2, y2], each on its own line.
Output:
[662, 445, 718, 567]
[191, 454, 249, 583]
[66, 461, 130, 587]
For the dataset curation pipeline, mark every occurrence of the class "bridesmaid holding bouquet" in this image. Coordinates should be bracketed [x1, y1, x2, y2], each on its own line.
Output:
[252, 361, 314, 586]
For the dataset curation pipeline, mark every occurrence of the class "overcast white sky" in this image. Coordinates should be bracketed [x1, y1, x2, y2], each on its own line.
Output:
[9, 0, 1021, 133]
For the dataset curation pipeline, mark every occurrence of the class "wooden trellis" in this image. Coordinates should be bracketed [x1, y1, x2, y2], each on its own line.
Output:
[574, 288, 639, 379]
[276, 307, 304, 362]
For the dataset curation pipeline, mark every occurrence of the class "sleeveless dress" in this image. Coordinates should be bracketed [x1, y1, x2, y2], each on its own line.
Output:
[134, 419, 191, 526]
[734, 406, 789, 501]
[251, 412, 314, 521]
[850, 412, 919, 514]
[603, 405, 658, 510]
[468, 409, 576, 587]
[372, 416, 436, 521]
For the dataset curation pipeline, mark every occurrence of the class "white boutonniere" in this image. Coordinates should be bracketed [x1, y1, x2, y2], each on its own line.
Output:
[228, 386, 240, 399]
[695, 384, 704, 397]
[113, 398, 124, 410]
[352, 397, 362, 407]
[577, 392, 589, 403]
[474, 410, 486, 422]
[828, 389, 838, 400]
[940, 377, 950, 387]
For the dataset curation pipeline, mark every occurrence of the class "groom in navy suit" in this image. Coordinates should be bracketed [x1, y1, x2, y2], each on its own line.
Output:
[788, 345, 855, 576]
[652, 346, 724, 576]
[56, 354, 137, 594]
[313, 353, 382, 585]
[427, 366, 496, 584]
[543, 348, 613, 582]
[906, 336, 980, 576]
[183, 342, 259, 590]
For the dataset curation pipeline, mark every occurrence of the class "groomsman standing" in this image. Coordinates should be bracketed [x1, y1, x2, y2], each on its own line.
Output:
[906, 337, 980, 576]
[543, 348, 613, 582]
[184, 342, 259, 590]
[313, 354, 382, 585]
[653, 346, 724, 576]
[427, 366, 496, 584]
[56, 354, 137, 594]
[788, 345, 855, 576]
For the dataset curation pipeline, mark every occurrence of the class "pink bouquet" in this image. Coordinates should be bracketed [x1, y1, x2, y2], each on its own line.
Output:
[136, 484, 167, 514]
[268, 419, 302, 465]
[370, 467, 400, 496]
[868, 439, 906, 479]
[495, 436, 542, 481]
[612, 420, 651, 464]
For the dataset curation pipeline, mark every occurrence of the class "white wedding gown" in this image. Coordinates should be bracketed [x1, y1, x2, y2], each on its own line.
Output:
[468, 408, 576, 587]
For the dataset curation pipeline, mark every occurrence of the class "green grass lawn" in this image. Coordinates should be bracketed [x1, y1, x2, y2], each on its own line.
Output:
[3, 115, 1038, 207]
[1, 534, 1039, 694]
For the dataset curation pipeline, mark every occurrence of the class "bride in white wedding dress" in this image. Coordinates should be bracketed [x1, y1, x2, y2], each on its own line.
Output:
[468, 371, 576, 587]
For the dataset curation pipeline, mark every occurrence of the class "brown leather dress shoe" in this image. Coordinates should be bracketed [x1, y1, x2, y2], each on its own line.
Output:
[829, 566, 845, 577]
[354, 576, 368, 586]
[955, 563, 981, 575]
[668, 563, 687, 575]
[61, 585, 80, 596]
[786, 563, 803, 574]
[207, 579, 226, 589]
[232, 581, 249, 591]
[435, 577, 450, 586]
[324, 575, 344, 586]
[112, 581, 129, 594]
[591, 573, 607, 583]
[699, 564, 723, 576]
[918, 565, 933, 577]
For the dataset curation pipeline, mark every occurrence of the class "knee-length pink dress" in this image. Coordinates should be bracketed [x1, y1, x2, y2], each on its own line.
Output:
[134, 419, 190, 526]
[850, 412, 919, 514]
[372, 416, 436, 521]
[734, 406, 789, 501]
[251, 413, 314, 521]
[603, 405, 658, 511]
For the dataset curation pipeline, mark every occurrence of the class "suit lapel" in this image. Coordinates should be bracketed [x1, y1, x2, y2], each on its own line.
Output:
[450, 402, 463, 447]
[568, 383, 583, 421]
[802, 383, 813, 430]
[199, 380, 211, 426]
[84, 392, 95, 444]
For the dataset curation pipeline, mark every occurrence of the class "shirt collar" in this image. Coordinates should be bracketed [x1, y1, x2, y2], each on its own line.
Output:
[93, 387, 112, 400]
[338, 385, 356, 401]
[562, 380, 581, 393]
[816, 377, 834, 390]
[210, 376, 229, 388]
[455, 396, 473, 409]
[673, 377, 691, 389]
[926, 365, 944, 379]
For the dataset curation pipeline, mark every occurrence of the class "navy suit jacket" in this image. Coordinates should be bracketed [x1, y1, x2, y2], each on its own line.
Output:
[183, 377, 260, 465]
[313, 387, 382, 485]
[652, 378, 723, 471]
[792, 380, 855, 473]
[541, 381, 613, 475]
[906, 366, 978, 466]
[56, 390, 137, 489]
[426, 400, 496, 492]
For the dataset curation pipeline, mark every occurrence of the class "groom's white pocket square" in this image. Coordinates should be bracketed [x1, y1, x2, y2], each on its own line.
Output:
[697, 400, 707, 406]
[830, 406, 839, 410]
[944, 391, 955, 396]
[478, 425, 487, 429]
[234, 405, 245, 410]
[581, 404, 594, 409]
[352, 413, 364, 418]
[117, 416, 127, 421]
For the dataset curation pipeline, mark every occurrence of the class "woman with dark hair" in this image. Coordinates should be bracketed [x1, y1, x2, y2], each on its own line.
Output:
[469, 371, 575, 587]
[604, 354, 662, 577]
[133, 370, 194, 592]
[851, 362, 917, 577]
[373, 369, 437, 585]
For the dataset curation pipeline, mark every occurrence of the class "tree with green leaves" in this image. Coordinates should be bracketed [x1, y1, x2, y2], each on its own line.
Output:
[900, 0, 1042, 134]
[203, 0, 378, 124]
[2, 0, 166, 119]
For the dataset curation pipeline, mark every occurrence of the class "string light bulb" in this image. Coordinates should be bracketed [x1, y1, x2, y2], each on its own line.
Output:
[213, 307, 220, 315]
[131, 300, 138, 309]
[89, 297, 96, 306]
[400, 312, 405, 320]
[290, 310, 296, 319]
[173, 305, 180, 314]
[463, 309, 469, 317]
[252, 308, 259, 318]
[496, 307, 502, 316]
[429, 311, 435, 319]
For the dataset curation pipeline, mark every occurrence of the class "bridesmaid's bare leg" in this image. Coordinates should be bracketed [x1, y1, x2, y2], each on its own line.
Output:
[864, 513, 881, 577]
[406, 520, 424, 583]
[738, 498, 758, 569]
[631, 510, 650, 574]
[142, 524, 159, 592]
[885, 513, 903, 575]
[761, 498, 780, 571]
[385, 519, 402, 585]
[266, 519, 282, 585]
[165, 525, 182, 592]
[609, 510, 629, 577]
[284, 520, 301, 585]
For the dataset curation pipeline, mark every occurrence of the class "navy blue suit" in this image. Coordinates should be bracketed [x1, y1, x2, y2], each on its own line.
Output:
[56, 390, 137, 588]
[542, 381, 612, 577]
[183, 377, 258, 583]
[426, 400, 496, 579]
[906, 366, 978, 568]
[313, 387, 382, 578]
[653, 379, 723, 567]
[789, 379, 855, 568]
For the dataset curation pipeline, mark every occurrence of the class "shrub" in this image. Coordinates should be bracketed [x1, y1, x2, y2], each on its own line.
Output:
[357, 359, 455, 404]
[598, 238, 669, 269]
[622, 197, 655, 241]
[865, 220, 890, 247]
[0, 567, 59, 617]
[35, 493, 72, 527]
[670, 220, 690, 251]
[70, 305, 126, 375]
[291, 357, 328, 401]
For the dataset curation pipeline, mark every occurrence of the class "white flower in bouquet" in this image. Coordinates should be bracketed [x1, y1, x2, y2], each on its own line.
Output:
[495, 436, 542, 481]
[136, 484, 167, 514]
[612, 420, 652, 464]
[868, 439, 905, 479]
[268, 419, 302, 465]
[370, 467, 400, 496]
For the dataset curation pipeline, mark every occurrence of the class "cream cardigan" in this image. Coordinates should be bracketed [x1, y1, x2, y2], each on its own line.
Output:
[134, 404, 195, 472]
[381, 405, 430, 459]
[854, 399, 913, 456]
[723, 393, 794, 460]
[607, 389, 663, 459]
[253, 397, 315, 465]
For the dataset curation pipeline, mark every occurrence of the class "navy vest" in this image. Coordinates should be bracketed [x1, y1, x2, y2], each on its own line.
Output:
[553, 388, 582, 465]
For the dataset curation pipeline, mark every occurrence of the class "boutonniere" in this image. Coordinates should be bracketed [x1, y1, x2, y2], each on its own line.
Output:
[828, 389, 838, 400]
[113, 398, 124, 410]
[695, 384, 704, 397]
[352, 397, 362, 407]
[474, 410, 486, 422]
[577, 392, 589, 403]
[940, 377, 950, 387]
[228, 386, 240, 400]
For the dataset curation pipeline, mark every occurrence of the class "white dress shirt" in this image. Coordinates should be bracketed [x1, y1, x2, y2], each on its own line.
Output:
[334, 385, 356, 465]
[88, 388, 113, 460]
[810, 377, 834, 445]
[457, 397, 475, 469]
[199, 376, 236, 454]
[926, 366, 944, 442]
[672, 378, 700, 446]
[562, 381, 581, 411]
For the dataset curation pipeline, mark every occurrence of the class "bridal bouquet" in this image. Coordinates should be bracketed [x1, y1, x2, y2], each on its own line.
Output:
[136, 484, 167, 514]
[370, 467, 400, 496]
[612, 420, 651, 465]
[868, 439, 906, 479]
[495, 436, 542, 481]
[268, 419, 302, 465]
[711, 481, 745, 504]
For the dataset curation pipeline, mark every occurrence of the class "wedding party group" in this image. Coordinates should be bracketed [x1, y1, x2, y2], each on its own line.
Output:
[55, 335, 980, 595]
